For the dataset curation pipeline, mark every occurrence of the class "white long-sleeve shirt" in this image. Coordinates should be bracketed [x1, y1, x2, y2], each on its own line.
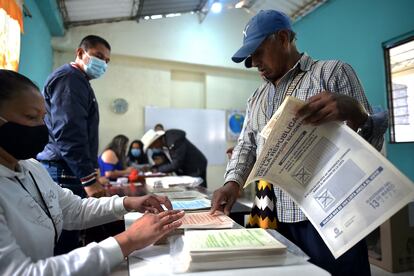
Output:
[0, 159, 128, 275]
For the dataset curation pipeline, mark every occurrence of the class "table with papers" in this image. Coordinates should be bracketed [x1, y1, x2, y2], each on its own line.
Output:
[106, 173, 329, 275]
[122, 213, 330, 276]
[104, 180, 251, 226]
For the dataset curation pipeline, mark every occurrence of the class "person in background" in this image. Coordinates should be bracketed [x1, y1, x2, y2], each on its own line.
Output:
[98, 134, 134, 180]
[154, 123, 164, 131]
[142, 129, 208, 187]
[210, 10, 387, 276]
[127, 140, 149, 167]
[36, 34, 111, 254]
[147, 125, 169, 168]
[0, 69, 184, 275]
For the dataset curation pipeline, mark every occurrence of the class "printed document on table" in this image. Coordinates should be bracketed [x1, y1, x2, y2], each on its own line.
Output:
[245, 96, 414, 258]
[172, 198, 211, 211]
[179, 211, 234, 229]
[185, 228, 286, 253]
[154, 190, 207, 199]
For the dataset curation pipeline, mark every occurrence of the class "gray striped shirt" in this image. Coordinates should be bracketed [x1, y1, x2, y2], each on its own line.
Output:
[225, 54, 386, 223]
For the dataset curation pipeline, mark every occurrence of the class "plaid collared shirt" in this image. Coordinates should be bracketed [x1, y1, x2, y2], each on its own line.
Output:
[225, 54, 386, 223]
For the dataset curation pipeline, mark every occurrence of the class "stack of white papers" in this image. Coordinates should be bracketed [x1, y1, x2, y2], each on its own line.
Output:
[149, 186, 185, 193]
[183, 228, 287, 271]
[146, 176, 203, 189]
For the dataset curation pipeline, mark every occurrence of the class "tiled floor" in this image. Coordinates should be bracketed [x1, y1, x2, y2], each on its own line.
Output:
[371, 265, 414, 276]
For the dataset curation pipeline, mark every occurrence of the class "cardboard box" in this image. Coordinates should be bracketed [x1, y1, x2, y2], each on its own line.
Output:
[368, 204, 414, 273]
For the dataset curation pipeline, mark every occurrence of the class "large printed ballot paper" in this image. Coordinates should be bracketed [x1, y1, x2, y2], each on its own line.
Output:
[245, 96, 414, 258]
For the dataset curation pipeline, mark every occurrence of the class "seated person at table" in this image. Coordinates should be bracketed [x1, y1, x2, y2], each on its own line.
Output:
[148, 147, 169, 167]
[148, 127, 169, 167]
[98, 134, 133, 180]
[127, 140, 149, 167]
[142, 129, 208, 187]
[0, 69, 184, 275]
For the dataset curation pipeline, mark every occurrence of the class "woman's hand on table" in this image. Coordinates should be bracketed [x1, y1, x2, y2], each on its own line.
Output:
[115, 210, 185, 256]
[123, 194, 173, 213]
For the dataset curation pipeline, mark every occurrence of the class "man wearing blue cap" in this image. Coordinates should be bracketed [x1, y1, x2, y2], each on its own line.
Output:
[211, 10, 387, 276]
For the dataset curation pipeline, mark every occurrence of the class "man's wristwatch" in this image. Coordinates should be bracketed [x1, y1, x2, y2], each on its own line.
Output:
[357, 114, 373, 138]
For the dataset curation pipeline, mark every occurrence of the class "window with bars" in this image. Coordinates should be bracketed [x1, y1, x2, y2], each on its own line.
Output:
[384, 37, 414, 143]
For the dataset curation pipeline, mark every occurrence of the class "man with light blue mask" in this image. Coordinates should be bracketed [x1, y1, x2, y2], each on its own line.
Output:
[37, 35, 111, 255]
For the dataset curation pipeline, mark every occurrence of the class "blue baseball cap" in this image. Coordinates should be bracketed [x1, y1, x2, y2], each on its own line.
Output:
[232, 10, 292, 68]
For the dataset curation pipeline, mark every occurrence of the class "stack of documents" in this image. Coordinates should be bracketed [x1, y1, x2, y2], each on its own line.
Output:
[171, 198, 211, 211]
[154, 190, 207, 200]
[183, 228, 287, 271]
[178, 211, 234, 229]
[146, 176, 203, 189]
[149, 186, 185, 193]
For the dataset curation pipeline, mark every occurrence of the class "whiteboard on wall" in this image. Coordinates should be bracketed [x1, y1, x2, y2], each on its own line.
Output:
[145, 107, 226, 165]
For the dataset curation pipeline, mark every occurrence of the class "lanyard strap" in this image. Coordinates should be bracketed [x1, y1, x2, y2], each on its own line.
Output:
[266, 69, 307, 119]
[285, 70, 306, 98]
[15, 171, 58, 246]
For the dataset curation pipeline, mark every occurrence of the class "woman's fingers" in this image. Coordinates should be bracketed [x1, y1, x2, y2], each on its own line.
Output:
[145, 207, 160, 214]
[157, 195, 173, 210]
[145, 196, 164, 212]
[162, 220, 182, 232]
[159, 210, 185, 225]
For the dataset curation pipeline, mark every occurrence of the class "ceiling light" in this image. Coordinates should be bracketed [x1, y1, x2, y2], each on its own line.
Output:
[150, 14, 163, 19]
[235, 1, 245, 9]
[144, 16, 150, 20]
[211, 1, 222, 13]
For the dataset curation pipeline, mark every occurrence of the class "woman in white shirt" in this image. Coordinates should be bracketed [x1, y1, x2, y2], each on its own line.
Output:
[0, 69, 184, 275]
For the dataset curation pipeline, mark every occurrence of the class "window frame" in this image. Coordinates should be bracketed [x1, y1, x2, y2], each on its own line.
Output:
[383, 33, 414, 144]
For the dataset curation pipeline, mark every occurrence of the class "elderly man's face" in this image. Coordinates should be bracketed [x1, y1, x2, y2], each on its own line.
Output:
[251, 31, 291, 83]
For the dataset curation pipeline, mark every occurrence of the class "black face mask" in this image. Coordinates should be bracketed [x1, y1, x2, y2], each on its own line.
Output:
[0, 120, 49, 160]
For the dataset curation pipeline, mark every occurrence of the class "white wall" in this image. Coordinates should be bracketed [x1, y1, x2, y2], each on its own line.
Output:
[52, 9, 262, 191]
[52, 9, 253, 70]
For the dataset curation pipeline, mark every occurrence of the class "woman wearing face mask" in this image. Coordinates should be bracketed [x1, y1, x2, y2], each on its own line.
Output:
[127, 140, 148, 167]
[98, 135, 134, 180]
[0, 69, 184, 275]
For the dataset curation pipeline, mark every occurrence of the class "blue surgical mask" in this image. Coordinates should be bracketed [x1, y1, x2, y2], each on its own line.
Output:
[84, 53, 107, 79]
[131, 148, 141, 157]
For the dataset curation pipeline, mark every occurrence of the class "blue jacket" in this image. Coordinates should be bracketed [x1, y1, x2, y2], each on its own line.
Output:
[37, 64, 99, 185]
